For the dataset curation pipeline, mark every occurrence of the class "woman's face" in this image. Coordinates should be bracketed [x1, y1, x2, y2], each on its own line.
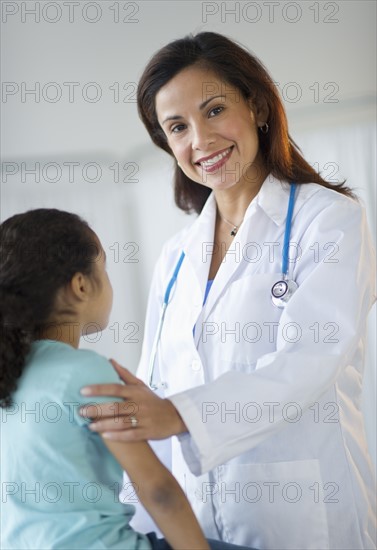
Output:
[155, 65, 267, 192]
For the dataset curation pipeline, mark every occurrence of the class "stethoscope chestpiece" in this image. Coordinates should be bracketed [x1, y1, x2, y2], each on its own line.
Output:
[271, 279, 298, 308]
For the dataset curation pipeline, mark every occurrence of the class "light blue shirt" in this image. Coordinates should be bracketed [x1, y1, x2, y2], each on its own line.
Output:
[1, 339, 151, 550]
[203, 280, 214, 305]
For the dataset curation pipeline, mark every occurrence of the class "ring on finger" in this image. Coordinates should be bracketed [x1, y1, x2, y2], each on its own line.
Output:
[130, 416, 138, 428]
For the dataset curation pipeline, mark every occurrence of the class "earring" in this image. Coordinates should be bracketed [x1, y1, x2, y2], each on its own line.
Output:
[259, 123, 269, 134]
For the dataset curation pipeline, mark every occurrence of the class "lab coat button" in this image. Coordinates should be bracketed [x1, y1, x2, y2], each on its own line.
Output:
[191, 359, 201, 371]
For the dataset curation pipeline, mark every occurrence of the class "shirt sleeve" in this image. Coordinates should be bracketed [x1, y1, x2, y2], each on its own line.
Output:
[169, 198, 376, 474]
[61, 349, 125, 428]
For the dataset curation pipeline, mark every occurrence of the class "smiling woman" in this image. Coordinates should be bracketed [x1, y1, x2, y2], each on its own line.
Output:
[80, 32, 376, 550]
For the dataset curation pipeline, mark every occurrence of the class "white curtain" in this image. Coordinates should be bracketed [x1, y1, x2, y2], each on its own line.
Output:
[292, 121, 376, 466]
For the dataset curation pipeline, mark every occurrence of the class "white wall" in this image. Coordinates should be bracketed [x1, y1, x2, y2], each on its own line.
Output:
[1, 1, 376, 157]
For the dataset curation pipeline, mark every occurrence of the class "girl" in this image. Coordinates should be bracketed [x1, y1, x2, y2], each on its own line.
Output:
[0, 208, 252, 550]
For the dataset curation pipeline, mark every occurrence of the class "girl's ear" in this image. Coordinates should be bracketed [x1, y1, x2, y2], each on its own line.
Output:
[70, 272, 93, 302]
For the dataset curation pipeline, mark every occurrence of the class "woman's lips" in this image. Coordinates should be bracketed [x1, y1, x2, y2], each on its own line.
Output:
[197, 146, 234, 173]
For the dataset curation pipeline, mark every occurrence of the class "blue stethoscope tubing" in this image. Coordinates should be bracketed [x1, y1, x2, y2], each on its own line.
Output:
[270, 183, 298, 307]
[282, 183, 296, 276]
[148, 183, 298, 390]
[148, 250, 185, 389]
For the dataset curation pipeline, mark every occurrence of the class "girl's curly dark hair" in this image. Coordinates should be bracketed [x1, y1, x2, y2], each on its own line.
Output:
[0, 209, 100, 408]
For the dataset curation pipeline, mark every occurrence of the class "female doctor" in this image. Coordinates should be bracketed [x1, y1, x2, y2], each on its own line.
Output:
[81, 32, 377, 549]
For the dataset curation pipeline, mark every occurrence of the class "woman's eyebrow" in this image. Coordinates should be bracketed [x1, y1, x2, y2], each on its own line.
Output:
[161, 95, 226, 126]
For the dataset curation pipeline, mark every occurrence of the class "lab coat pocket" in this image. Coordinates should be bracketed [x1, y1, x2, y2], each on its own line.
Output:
[215, 459, 329, 550]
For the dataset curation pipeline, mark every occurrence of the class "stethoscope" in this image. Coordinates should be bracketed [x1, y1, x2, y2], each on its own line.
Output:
[148, 183, 298, 390]
[270, 183, 298, 307]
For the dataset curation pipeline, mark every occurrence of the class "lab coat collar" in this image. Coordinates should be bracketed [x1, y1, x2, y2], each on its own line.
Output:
[253, 173, 320, 225]
[184, 172, 292, 247]
[247, 173, 292, 226]
[190, 173, 300, 231]
[181, 174, 293, 290]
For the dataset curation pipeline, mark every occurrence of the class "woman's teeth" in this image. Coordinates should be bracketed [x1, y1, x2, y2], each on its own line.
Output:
[200, 147, 232, 167]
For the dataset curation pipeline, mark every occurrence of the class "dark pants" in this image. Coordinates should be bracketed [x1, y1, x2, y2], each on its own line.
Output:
[147, 532, 257, 550]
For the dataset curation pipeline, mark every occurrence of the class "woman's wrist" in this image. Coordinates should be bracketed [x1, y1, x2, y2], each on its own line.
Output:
[166, 399, 188, 435]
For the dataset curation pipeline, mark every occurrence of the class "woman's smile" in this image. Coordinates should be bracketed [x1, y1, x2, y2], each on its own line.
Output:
[195, 146, 234, 173]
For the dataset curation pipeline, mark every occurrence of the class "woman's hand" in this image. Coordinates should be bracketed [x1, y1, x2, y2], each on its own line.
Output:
[79, 360, 187, 441]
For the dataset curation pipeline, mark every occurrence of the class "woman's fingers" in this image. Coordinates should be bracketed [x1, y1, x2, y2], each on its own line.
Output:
[79, 376, 184, 440]
[101, 429, 146, 442]
[110, 359, 144, 385]
[79, 364, 145, 420]
[88, 415, 139, 432]
[80, 401, 114, 420]
[80, 399, 138, 420]
[80, 382, 128, 398]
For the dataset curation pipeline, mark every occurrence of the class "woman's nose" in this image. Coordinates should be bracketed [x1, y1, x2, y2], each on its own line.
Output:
[191, 121, 214, 150]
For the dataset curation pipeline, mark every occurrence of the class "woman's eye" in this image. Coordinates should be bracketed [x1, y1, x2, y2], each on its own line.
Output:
[209, 106, 224, 117]
[171, 124, 185, 134]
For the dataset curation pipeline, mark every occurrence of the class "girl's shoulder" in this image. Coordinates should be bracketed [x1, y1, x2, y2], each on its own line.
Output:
[25, 340, 123, 424]
[30, 339, 112, 372]
[27, 340, 120, 395]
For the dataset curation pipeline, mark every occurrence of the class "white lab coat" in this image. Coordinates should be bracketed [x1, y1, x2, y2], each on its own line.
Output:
[134, 174, 376, 549]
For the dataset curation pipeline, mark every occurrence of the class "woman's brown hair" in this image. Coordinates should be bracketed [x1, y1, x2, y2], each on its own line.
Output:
[137, 31, 354, 214]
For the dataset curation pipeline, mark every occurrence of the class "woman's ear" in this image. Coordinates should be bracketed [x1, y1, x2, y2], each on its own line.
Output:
[248, 95, 269, 127]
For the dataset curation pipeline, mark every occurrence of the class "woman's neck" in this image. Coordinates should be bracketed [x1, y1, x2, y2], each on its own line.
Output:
[214, 165, 268, 227]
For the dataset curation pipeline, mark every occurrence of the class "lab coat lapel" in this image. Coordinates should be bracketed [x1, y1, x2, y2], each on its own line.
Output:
[193, 201, 260, 346]
[182, 193, 217, 299]
[193, 175, 292, 345]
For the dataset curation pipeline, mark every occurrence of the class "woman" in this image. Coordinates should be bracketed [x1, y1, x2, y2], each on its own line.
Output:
[81, 32, 376, 549]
